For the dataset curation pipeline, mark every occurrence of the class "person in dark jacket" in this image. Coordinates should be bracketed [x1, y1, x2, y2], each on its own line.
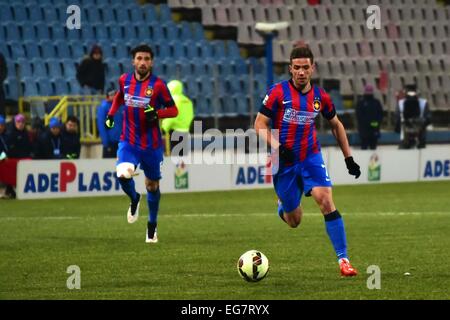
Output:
[355, 84, 384, 150]
[76, 45, 106, 94]
[35, 117, 64, 159]
[0, 115, 7, 159]
[61, 116, 81, 159]
[97, 89, 123, 158]
[0, 53, 7, 117]
[6, 114, 32, 158]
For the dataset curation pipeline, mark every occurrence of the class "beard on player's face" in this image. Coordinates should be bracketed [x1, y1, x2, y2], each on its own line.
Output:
[135, 65, 151, 77]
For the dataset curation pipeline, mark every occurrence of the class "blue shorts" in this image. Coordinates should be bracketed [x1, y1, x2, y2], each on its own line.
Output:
[273, 152, 332, 213]
[116, 141, 163, 181]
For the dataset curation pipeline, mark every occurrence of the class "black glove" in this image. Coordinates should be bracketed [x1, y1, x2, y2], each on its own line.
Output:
[278, 145, 295, 163]
[144, 105, 158, 127]
[105, 115, 114, 129]
[345, 156, 361, 179]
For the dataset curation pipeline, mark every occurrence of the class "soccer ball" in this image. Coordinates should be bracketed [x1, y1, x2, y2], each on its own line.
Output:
[237, 250, 269, 282]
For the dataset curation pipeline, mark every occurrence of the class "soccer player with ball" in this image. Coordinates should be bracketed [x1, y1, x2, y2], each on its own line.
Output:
[105, 45, 178, 244]
[254, 46, 361, 277]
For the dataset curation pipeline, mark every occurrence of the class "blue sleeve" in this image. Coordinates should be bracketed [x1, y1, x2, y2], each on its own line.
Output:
[97, 101, 110, 147]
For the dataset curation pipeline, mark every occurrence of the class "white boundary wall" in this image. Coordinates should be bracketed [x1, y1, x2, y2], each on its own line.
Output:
[16, 145, 450, 199]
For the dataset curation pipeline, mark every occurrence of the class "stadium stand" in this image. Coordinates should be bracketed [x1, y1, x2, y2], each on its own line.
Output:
[0, 0, 448, 134]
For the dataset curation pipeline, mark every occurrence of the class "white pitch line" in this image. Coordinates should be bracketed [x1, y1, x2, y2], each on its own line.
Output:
[0, 211, 448, 221]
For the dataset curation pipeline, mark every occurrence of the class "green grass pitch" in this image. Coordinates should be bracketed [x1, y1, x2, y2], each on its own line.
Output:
[1, 181, 449, 300]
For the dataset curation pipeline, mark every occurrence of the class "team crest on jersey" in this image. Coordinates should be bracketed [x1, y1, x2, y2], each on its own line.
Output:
[145, 87, 153, 97]
[313, 98, 321, 111]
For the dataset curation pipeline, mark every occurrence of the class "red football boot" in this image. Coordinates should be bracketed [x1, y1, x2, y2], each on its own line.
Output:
[339, 258, 358, 277]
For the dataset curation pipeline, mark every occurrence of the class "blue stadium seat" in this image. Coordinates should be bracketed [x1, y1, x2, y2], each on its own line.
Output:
[119, 58, 132, 74]
[24, 41, 40, 59]
[164, 22, 179, 41]
[29, 6, 44, 21]
[98, 42, 113, 59]
[36, 23, 51, 40]
[105, 59, 121, 79]
[12, 6, 27, 21]
[171, 42, 185, 59]
[197, 76, 214, 97]
[66, 27, 81, 41]
[225, 75, 242, 94]
[179, 62, 193, 80]
[211, 41, 226, 58]
[0, 6, 14, 22]
[109, 25, 123, 40]
[68, 79, 82, 95]
[185, 41, 199, 60]
[130, 7, 144, 22]
[227, 41, 241, 58]
[4, 79, 19, 99]
[156, 43, 170, 59]
[161, 59, 177, 79]
[21, 24, 36, 41]
[236, 95, 249, 115]
[5, 25, 20, 41]
[217, 59, 232, 77]
[114, 43, 129, 59]
[40, 40, 56, 58]
[197, 40, 213, 59]
[100, 8, 116, 22]
[50, 23, 66, 41]
[179, 22, 192, 40]
[85, 7, 101, 23]
[115, 7, 130, 22]
[43, 7, 58, 21]
[36, 77, 53, 96]
[21, 77, 39, 96]
[182, 76, 199, 97]
[159, 4, 171, 22]
[31, 59, 47, 77]
[69, 41, 86, 59]
[8, 41, 26, 59]
[151, 24, 163, 41]
[191, 22, 205, 40]
[56, 41, 71, 58]
[47, 59, 63, 78]
[143, 5, 157, 23]
[232, 58, 248, 75]
[60, 58, 77, 78]
[123, 24, 137, 40]
[94, 24, 109, 40]
[81, 25, 95, 41]
[16, 58, 33, 77]
[53, 77, 69, 95]
[0, 44, 10, 60]
[136, 25, 151, 40]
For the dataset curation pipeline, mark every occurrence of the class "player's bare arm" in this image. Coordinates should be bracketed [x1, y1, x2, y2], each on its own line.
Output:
[254, 112, 280, 149]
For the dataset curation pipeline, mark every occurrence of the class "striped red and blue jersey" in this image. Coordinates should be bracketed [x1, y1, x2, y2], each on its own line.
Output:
[259, 80, 336, 162]
[108, 72, 178, 150]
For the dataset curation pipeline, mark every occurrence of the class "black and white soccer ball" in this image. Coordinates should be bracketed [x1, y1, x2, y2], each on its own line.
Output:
[237, 250, 269, 282]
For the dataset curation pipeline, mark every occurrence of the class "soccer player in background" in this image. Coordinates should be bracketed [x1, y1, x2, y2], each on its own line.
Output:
[105, 44, 178, 243]
[254, 46, 361, 276]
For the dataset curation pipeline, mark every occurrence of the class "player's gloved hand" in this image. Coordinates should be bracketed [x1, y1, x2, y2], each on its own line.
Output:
[105, 115, 114, 129]
[345, 156, 361, 179]
[278, 145, 295, 163]
[144, 105, 158, 127]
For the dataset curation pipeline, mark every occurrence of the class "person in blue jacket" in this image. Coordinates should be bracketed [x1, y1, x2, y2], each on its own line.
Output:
[97, 89, 123, 158]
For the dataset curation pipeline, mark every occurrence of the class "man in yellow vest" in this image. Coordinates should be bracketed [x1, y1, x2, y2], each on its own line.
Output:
[161, 80, 194, 155]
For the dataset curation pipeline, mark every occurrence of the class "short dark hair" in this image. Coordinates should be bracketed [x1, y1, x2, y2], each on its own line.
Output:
[130, 44, 154, 59]
[66, 115, 79, 125]
[290, 45, 314, 64]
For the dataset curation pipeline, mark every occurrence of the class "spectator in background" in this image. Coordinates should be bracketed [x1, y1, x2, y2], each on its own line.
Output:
[0, 53, 7, 117]
[97, 89, 123, 158]
[356, 84, 384, 150]
[76, 45, 106, 94]
[6, 114, 32, 158]
[61, 116, 81, 159]
[0, 115, 7, 160]
[396, 84, 431, 149]
[161, 80, 193, 155]
[1, 114, 32, 199]
[29, 116, 44, 158]
[35, 117, 63, 159]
